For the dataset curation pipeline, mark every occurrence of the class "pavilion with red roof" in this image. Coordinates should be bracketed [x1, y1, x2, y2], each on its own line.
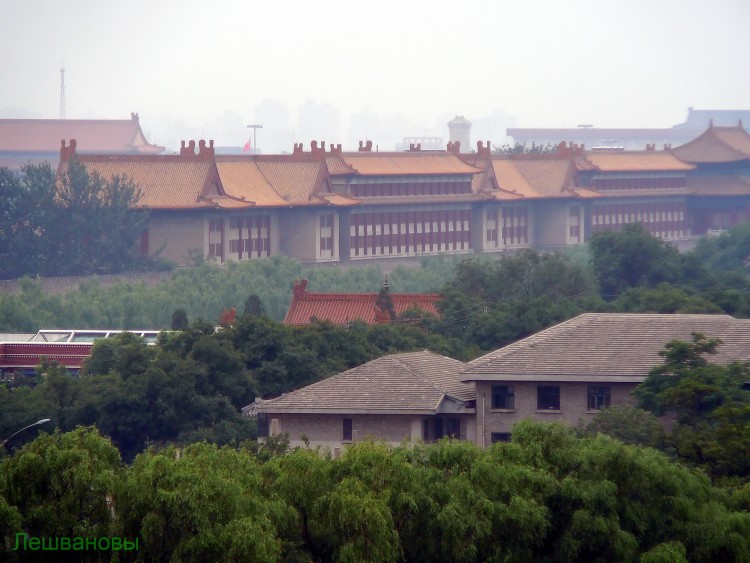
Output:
[283, 279, 441, 325]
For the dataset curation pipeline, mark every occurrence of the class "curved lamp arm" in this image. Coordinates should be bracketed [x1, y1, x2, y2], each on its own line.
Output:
[1, 418, 51, 449]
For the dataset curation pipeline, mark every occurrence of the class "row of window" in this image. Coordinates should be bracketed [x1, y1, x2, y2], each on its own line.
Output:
[591, 176, 686, 190]
[492, 384, 611, 411]
[349, 210, 472, 257]
[485, 207, 530, 247]
[342, 417, 461, 442]
[350, 181, 473, 197]
[591, 206, 686, 226]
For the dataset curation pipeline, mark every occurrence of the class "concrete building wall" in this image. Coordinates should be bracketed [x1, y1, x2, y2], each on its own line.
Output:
[278, 208, 321, 261]
[267, 412, 475, 453]
[533, 201, 574, 248]
[147, 212, 206, 266]
[473, 380, 638, 447]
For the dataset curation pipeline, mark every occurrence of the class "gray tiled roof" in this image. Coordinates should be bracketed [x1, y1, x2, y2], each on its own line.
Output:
[462, 313, 750, 382]
[255, 351, 471, 414]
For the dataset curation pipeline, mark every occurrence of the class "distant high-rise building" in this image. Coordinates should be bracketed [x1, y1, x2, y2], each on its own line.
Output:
[448, 115, 472, 153]
[507, 108, 750, 151]
[298, 100, 340, 148]
[255, 99, 293, 154]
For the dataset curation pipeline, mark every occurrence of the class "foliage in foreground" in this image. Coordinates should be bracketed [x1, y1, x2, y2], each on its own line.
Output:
[1, 423, 749, 562]
[0, 315, 466, 461]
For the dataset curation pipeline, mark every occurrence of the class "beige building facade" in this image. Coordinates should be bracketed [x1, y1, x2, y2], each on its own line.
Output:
[246, 313, 750, 452]
[49, 123, 750, 267]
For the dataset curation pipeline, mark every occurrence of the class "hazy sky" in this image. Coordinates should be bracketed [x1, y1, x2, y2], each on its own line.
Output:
[2, 0, 749, 152]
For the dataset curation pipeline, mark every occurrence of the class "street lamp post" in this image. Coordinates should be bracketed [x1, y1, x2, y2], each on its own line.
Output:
[246, 124, 263, 154]
[2, 418, 51, 450]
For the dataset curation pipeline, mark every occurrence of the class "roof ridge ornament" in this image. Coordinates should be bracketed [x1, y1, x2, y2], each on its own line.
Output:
[179, 139, 215, 160]
[476, 140, 491, 158]
[60, 138, 77, 161]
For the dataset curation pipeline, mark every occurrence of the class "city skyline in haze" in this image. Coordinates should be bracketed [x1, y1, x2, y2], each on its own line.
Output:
[2, 0, 748, 153]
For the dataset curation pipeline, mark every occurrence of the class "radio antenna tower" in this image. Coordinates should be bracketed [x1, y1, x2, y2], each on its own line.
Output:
[59, 65, 66, 119]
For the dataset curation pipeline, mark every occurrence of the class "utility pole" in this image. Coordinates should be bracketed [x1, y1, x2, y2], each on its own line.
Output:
[246, 124, 263, 154]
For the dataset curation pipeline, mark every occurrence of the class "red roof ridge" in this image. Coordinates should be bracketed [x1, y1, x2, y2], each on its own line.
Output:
[284, 279, 441, 325]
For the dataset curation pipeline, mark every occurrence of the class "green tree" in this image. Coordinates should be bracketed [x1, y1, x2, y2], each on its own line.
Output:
[0, 427, 120, 546]
[116, 443, 287, 562]
[171, 308, 189, 330]
[636, 334, 750, 480]
[492, 142, 556, 154]
[243, 294, 267, 317]
[693, 220, 750, 272]
[589, 223, 685, 298]
[0, 163, 58, 279]
[582, 405, 663, 447]
[0, 160, 150, 279]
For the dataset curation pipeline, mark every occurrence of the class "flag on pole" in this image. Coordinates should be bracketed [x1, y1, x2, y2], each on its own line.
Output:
[243, 139, 252, 152]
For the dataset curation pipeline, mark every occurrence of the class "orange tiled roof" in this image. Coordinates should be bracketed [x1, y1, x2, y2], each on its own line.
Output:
[283, 279, 441, 325]
[73, 155, 220, 209]
[0, 116, 164, 154]
[490, 159, 537, 196]
[586, 152, 694, 172]
[215, 161, 289, 207]
[342, 153, 484, 176]
[672, 125, 750, 163]
[320, 193, 361, 206]
[325, 155, 358, 176]
[572, 187, 602, 199]
[256, 160, 329, 205]
[491, 156, 579, 198]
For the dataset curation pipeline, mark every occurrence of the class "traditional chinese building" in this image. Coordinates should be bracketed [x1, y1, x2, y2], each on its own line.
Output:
[0, 113, 164, 171]
[50, 122, 750, 266]
[283, 279, 441, 325]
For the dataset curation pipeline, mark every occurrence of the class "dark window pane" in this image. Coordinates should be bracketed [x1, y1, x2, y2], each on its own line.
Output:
[588, 386, 611, 410]
[257, 415, 269, 438]
[433, 418, 444, 440]
[492, 385, 515, 409]
[446, 418, 460, 438]
[537, 385, 560, 410]
[491, 432, 512, 443]
[343, 418, 353, 441]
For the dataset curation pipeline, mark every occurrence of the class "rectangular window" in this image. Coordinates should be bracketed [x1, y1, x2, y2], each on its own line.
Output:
[433, 418, 444, 440]
[491, 432, 512, 443]
[492, 385, 515, 410]
[588, 386, 611, 410]
[537, 385, 560, 410]
[343, 418, 352, 441]
[257, 414, 269, 438]
[320, 214, 334, 255]
[446, 418, 460, 439]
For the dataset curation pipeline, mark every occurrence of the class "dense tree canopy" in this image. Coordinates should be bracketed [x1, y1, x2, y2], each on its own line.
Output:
[2, 220, 750, 559]
[0, 160, 153, 279]
[635, 333, 750, 481]
[2, 424, 749, 562]
[589, 223, 686, 298]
